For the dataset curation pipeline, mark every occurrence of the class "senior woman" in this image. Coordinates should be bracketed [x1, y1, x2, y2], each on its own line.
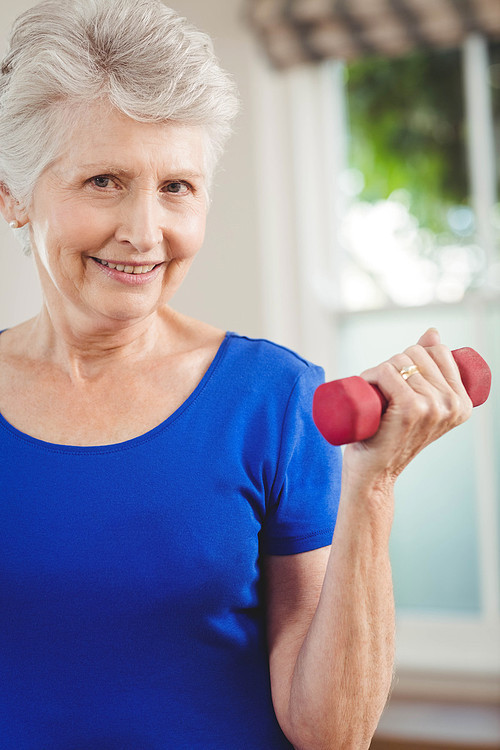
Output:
[0, 0, 472, 748]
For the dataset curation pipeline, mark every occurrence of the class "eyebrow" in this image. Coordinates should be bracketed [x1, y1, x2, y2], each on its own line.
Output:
[78, 164, 205, 180]
[80, 164, 132, 178]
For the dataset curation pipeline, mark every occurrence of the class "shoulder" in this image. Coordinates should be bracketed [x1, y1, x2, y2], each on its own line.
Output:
[224, 333, 323, 388]
[0, 320, 32, 356]
[199, 333, 327, 440]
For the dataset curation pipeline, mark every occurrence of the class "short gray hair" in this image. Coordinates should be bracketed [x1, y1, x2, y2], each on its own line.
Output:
[0, 0, 239, 213]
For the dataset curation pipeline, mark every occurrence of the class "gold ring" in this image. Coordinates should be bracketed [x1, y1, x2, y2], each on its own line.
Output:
[399, 364, 420, 381]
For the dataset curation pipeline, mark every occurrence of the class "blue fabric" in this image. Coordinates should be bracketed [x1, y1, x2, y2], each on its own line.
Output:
[0, 332, 342, 749]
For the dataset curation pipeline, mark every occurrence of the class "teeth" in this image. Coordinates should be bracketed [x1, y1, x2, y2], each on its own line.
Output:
[95, 259, 156, 274]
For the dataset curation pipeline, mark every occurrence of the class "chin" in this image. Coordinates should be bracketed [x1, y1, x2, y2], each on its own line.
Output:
[89, 298, 165, 325]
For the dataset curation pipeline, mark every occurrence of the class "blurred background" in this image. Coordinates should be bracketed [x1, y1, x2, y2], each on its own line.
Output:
[0, 0, 499, 747]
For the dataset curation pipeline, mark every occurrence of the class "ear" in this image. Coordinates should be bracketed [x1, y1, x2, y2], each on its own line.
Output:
[0, 183, 29, 227]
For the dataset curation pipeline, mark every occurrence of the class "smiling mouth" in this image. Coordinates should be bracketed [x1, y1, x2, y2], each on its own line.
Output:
[93, 258, 160, 275]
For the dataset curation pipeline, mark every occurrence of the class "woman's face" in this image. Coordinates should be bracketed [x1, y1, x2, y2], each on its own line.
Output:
[25, 103, 209, 328]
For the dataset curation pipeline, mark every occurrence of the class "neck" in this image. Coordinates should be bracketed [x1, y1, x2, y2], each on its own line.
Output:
[25, 304, 176, 381]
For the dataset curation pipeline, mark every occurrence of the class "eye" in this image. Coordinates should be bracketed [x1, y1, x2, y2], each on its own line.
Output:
[89, 175, 113, 189]
[164, 181, 190, 195]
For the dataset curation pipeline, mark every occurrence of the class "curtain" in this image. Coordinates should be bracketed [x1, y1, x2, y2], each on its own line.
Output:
[246, 0, 500, 68]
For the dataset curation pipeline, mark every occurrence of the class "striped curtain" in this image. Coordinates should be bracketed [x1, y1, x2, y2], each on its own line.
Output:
[246, 0, 500, 67]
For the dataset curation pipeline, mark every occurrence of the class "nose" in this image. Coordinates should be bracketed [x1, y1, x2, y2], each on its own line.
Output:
[115, 190, 164, 253]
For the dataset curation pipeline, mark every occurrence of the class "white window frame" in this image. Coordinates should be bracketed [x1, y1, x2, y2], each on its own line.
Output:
[251, 36, 500, 699]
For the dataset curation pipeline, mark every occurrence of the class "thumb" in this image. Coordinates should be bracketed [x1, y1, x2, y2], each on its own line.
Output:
[418, 327, 441, 348]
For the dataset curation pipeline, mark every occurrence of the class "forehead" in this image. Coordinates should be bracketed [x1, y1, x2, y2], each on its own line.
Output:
[52, 102, 207, 176]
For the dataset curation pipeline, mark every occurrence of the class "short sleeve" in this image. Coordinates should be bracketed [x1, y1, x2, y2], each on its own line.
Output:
[263, 364, 342, 556]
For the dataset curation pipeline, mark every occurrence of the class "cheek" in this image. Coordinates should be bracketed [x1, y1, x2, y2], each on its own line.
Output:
[175, 211, 206, 258]
[61, 204, 112, 247]
[34, 204, 112, 262]
[31, 229, 105, 292]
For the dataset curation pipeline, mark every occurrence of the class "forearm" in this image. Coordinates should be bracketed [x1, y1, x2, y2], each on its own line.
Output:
[286, 481, 396, 750]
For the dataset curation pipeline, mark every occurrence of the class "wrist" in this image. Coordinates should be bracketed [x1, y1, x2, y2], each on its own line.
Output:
[342, 446, 396, 495]
[339, 458, 396, 529]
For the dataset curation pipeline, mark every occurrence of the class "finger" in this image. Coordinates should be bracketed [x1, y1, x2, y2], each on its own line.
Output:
[412, 329, 455, 394]
[403, 344, 473, 429]
[403, 345, 449, 389]
[386, 354, 429, 397]
[405, 343, 469, 402]
[414, 330, 461, 389]
[417, 327, 441, 348]
[360, 355, 425, 405]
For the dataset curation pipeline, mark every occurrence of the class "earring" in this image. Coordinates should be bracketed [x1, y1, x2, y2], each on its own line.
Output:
[9, 220, 19, 229]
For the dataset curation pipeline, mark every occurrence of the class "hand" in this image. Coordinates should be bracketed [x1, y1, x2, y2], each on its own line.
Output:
[342, 328, 473, 488]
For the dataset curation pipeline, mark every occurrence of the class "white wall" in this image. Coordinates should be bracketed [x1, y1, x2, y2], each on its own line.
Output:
[165, 0, 264, 336]
[0, 0, 45, 329]
[0, 0, 265, 338]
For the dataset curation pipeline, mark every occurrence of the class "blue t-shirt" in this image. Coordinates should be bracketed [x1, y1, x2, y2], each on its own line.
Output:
[0, 332, 342, 749]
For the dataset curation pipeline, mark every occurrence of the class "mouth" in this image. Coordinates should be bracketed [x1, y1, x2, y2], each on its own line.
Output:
[92, 258, 161, 275]
[89, 256, 164, 287]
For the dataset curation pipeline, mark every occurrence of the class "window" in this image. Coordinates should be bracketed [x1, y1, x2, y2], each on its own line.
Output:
[252, 34, 500, 696]
[344, 47, 478, 309]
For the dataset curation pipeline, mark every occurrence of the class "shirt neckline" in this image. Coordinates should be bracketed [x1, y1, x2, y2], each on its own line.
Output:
[0, 330, 233, 454]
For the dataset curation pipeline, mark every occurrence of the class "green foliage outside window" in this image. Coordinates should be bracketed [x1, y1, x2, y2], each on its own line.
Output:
[346, 49, 469, 236]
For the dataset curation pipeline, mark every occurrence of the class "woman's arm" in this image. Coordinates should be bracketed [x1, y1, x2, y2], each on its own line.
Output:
[267, 487, 395, 750]
[267, 329, 473, 750]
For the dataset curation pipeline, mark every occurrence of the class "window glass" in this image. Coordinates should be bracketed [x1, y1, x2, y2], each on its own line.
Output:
[334, 47, 500, 614]
[341, 49, 486, 310]
[338, 307, 481, 614]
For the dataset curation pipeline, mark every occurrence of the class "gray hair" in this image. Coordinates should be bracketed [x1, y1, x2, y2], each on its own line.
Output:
[0, 0, 239, 231]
